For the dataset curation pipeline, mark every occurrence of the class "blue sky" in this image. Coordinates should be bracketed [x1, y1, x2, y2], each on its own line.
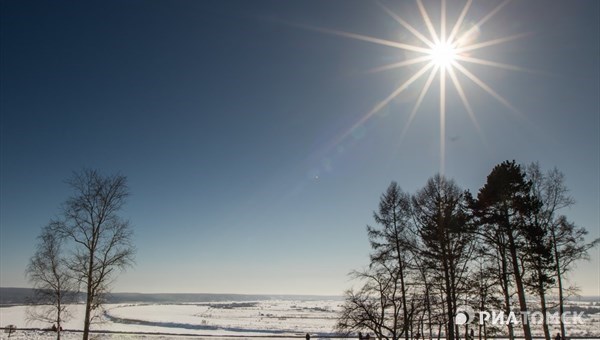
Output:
[1, 0, 598, 295]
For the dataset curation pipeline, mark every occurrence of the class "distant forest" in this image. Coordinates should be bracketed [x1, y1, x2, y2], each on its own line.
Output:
[0, 287, 342, 306]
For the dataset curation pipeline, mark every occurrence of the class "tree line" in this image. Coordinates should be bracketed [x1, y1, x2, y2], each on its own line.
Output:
[26, 169, 135, 340]
[336, 161, 598, 340]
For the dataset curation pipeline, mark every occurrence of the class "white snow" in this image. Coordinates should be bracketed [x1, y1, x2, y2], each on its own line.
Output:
[2, 299, 599, 339]
[1, 299, 342, 339]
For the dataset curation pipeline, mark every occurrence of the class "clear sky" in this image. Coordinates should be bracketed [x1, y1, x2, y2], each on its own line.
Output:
[1, 0, 598, 296]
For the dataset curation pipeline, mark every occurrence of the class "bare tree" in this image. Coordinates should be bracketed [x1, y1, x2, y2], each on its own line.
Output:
[338, 182, 415, 340]
[26, 224, 76, 340]
[53, 169, 135, 340]
[526, 163, 599, 339]
[550, 216, 598, 337]
[339, 162, 596, 340]
[367, 182, 415, 340]
[336, 263, 407, 340]
[411, 252, 436, 340]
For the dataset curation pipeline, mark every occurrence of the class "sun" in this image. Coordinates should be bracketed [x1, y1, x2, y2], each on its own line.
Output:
[429, 41, 457, 68]
[311, 0, 526, 175]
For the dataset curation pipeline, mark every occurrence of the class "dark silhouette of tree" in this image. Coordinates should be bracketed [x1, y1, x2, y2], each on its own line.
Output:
[367, 182, 414, 340]
[520, 218, 554, 340]
[339, 161, 597, 340]
[472, 161, 536, 340]
[337, 264, 404, 340]
[526, 163, 599, 339]
[412, 175, 475, 340]
[468, 256, 503, 340]
[467, 192, 516, 340]
[26, 224, 76, 340]
[53, 169, 135, 340]
[338, 182, 416, 340]
[411, 252, 436, 340]
[550, 216, 598, 337]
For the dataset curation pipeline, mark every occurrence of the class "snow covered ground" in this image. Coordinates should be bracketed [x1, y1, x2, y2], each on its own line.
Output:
[0, 299, 342, 339]
[2, 298, 599, 339]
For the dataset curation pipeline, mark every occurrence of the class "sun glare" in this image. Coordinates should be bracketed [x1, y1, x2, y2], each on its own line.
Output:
[430, 41, 457, 68]
[317, 0, 526, 175]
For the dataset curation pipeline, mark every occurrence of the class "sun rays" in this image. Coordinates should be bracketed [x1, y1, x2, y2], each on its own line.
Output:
[318, 0, 527, 175]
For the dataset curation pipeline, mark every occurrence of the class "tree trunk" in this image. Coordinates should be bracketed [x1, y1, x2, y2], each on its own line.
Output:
[417, 262, 433, 340]
[506, 230, 532, 340]
[479, 285, 484, 340]
[557, 270, 566, 339]
[399, 260, 409, 340]
[57, 314, 61, 340]
[57, 289, 62, 340]
[393, 217, 410, 340]
[443, 262, 455, 340]
[450, 267, 458, 340]
[83, 249, 95, 340]
[551, 227, 567, 339]
[538, 278, 551, 340]
[499, 248, 515, 340]
[426, 284, 433, 340]
[83, 292, 92, 340]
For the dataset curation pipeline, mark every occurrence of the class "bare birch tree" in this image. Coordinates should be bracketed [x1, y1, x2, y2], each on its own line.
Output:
[26, 223, 76, 340]
[53, 169, 135, 340]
